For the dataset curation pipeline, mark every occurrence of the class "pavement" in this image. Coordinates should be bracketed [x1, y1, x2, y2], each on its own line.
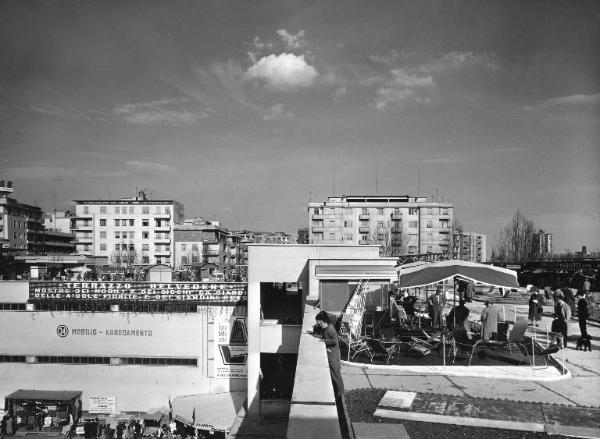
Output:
[342, 301, 600, 437]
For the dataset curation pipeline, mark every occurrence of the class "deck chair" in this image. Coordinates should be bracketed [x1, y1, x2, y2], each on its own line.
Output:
[363, 338, 401, 364]
[449, 330, 481, 366]
[474, 319, 529, 363]
[338, 321, 372, 361]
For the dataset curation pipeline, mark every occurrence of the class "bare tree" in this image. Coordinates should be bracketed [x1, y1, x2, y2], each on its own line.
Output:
[494, 210, 536, 263]
[368, 220, 407, 257]
[110, 240, 138, 267]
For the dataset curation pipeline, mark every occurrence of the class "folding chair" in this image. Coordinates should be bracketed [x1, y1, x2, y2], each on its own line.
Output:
[448, 330, 481, 365]
[473, 319, 529, 364]
[338, 322, 372, 361]
[363, 338, 402, 364]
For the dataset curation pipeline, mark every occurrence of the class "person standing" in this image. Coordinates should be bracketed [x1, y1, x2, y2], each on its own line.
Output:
[315, 311, 344, 397]
[554, 290, 571, 348]
[577, 292, 590, 338]
[582, 277, 591, 295]
[446, 300, 470, 333]
[480, 301, 500, 341]
[528, 288, 543, 326]
[427, 287, 446, 329]
[401, 290, 417, 317]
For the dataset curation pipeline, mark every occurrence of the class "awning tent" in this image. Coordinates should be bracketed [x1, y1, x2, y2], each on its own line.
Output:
[6, 390, 82, 401]
[171, 392, 245, 433]
[395, 259, 519, 289]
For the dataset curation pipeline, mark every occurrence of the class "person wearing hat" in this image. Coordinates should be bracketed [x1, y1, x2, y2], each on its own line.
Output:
[480, 301, 500, 341]
[554, 289, 571, 348]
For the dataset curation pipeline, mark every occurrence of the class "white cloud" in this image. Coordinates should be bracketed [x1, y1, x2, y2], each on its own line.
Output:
[113, 98, 208, 126]
[373, 69, 434, 111]
[333, 86, 347, 101]
[9, 165, 128, 179]
[244, 53, 318, 92]
[262, 103, 294, 121]
[126, 160, 175, 172]
[276, 29, 307, 50]
[420, 51, 500, 73]
[388, 69, 434, 88]
[523, 93, 600, 111]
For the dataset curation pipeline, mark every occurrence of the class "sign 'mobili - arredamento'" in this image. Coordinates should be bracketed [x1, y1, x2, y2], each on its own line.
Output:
[29, 281, 247, 304]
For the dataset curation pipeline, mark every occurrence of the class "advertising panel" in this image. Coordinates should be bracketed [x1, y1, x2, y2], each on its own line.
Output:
[214, 312, 247, 379]
[29, 281, 246, 304]
[89, 396, 117, 414]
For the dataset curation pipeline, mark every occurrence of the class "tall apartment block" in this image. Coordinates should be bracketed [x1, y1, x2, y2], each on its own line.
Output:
[452, 231, 487, 262]
[307, 195, 454, 256]
[71, 192, 184, 266]
[0, 181, 44, 255]
[532, 229, 552, 256]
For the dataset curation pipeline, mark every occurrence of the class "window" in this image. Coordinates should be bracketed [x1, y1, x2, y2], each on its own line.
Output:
[344, 233, 353, 241]
[142, 219, 149, 227]
[377, 234, 384, 241]
[361, 208, 368, 215]
[409, 208, 418, 215]
[100, 206, 107, 214]
[99, 243, 107, 251]
[181, 243, 187, 251]
[442, 208, 449, 215]
[129, 206, 134, 214]
[115, 232, 121, 239]
[142, 206, 150, 214]
[83, 244, 90, 252]
[192, 254, 199, 263]
[192, 244, 198, 251]
[328, 232, 335, 240]
[115, 206, 120, 214]
[99, 219, 106, 226]
[377, 221, 384, 228]
[409, 221, 418, 228]
[164, 207, 170, 214]
[394, 208, 401, 215]
[128, 231, 135, 239]
[328, 219, 336, 226]
[360, 234, 368, 241]
[128, 219, 134, 226]
[408, 245, 417, 254]
[114, 219, 120, 227]
[122, 244, 127, 250]
[142, 244, 149, 251]
[377, 208, 384, 215]
[313, 233, 323, 241]
[181, 256, 188, 265]
[312, 220, 323, 227]
[313, 208, 320, 215]
[115, 244, 120, 250]
[100, 231, 106, 239]
[427, 245, 433, 253]
[360, 220, 369, 227]
[427, 220, 433, 228]
[440, 219, 449, 228]
[142, 256, 150, 264]
[344, 220, 353, 227]
[83, 206, 89, 214]
[142, 232, 149, 239]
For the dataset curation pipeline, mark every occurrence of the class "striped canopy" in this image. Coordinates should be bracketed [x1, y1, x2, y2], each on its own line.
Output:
[395, 260, 519, 289]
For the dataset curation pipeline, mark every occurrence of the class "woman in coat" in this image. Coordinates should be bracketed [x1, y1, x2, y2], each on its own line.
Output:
[315, 311, 344, 397]
[528, 288, 543, 326]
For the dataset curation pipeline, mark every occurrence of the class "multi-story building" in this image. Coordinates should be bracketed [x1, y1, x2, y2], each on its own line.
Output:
[307, 195, 454, 256]
[452, 231, 487, 262]
[533, 229, 552, 256]
[173, 219, 242, 280]
[0, 181, 44, 255]
[71, 192, 184, 266]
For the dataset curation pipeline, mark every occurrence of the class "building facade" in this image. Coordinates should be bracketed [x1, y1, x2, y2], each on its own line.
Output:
[452, 231, 487, 262]
[0, 182, 44, 255]
[307, 195, 454, 256]
[173, 219, 242, 280]
[71, 192, 184, 267]
[533, 229, 553, 256]
[296, 228, 309, 244]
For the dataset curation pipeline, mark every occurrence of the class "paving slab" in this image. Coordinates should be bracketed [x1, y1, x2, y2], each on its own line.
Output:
[352, 422, 411, 439]
[379, 391, 417, 410]
[536, 377, 600, 408]
[541, 404, 600, 429]
[446, 376, 576, 405]
[367, 374, 464, 396]
[343, 371, 372, 390]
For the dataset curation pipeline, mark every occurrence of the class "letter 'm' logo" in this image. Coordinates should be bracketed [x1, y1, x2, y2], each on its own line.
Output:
[56, 325, 69, 338]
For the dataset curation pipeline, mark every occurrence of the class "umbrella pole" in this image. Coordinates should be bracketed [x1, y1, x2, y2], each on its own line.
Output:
[453, 277, 456, 329]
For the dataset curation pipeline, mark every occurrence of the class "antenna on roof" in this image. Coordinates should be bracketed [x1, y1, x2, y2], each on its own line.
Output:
[417, 160, 422, 197]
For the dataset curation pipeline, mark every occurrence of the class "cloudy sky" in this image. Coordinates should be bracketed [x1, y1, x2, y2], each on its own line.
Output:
[1, 0, 599, 252]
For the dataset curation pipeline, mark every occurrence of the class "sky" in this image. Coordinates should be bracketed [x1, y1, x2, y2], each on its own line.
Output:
[0, 0, 599, 253]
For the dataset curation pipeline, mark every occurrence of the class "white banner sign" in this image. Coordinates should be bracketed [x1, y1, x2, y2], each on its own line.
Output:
[89, 396, 117, 414]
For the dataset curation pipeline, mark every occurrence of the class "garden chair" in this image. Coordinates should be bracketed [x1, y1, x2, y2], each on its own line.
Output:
[473, 318, 529, 363]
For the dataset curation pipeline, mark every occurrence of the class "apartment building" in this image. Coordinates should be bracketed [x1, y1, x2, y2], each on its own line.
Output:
[71, 192, 184, 266]
[296, 228, 309, 244]
[173, 219, 242, 280]
[307, 195, 454, 256]
[533, 229, 553, 256]
[0, 182, 44, 255]
[452, 231, 487, 262]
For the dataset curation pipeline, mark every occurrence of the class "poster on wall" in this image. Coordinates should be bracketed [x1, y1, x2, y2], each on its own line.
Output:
[88, 396, 117, 414]
[214, 313, 247, 379]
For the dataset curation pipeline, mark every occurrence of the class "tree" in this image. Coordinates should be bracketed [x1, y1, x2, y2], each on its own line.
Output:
[110, 240, 138, 268]
[368, 220, 407, 257]
[494, 210, 536, 263]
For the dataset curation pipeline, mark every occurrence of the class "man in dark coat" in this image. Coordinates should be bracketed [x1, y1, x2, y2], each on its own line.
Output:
[577, 292, 590, 338]
[427, 287, 446, 329]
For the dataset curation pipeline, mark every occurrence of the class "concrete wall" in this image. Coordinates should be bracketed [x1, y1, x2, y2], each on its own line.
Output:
[259, 324, 301, 354]
[0, 281, 29, 302]
[246, 244, 380, 416]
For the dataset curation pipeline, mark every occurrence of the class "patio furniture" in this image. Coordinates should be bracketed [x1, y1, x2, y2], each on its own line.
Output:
[363, 338, 402, 364]
[448, 330, 481, 365]
[473, 319, 529, 364]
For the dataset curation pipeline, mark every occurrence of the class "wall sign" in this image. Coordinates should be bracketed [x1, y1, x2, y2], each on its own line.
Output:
[29, 281, 247, 304]
[89, 396, 117, 414]
[214, 314, 247, 379]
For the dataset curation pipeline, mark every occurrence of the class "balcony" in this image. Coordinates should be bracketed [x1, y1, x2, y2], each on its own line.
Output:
[154, 225, 171, 231]
[75, 237, 93, 244]
[359, 227, 370, 233]
[204, 250, 220, 256]
[391, 213, 402, 220]
[311, 214, 323, 220]
[391, 227, 403, 234]
[154, 236, 171, 242]
[359, 214, 370, 220]
[359, 241, 370, 245]
[311, 226, 324, 233]
[72, 224, 92, 230]
[154, 249, 171, 255]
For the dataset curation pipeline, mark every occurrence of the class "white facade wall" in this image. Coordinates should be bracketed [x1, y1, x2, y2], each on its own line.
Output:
[72, 201, 182, 266]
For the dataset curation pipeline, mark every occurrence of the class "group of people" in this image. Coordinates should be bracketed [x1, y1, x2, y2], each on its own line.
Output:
[0, 413, 16, 439]
[83, 418, 146, 439]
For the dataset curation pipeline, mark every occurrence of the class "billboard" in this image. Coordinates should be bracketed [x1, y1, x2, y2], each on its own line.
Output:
[89, 396, 117, 414]
[29, 281, 246, 304]
[214, 313, 247, 379]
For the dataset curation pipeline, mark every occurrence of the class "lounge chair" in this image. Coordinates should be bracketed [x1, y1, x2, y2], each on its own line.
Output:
[473, 319, 529, 364]
[448, 330, 481, 365]
[363, 338, 401, 364]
